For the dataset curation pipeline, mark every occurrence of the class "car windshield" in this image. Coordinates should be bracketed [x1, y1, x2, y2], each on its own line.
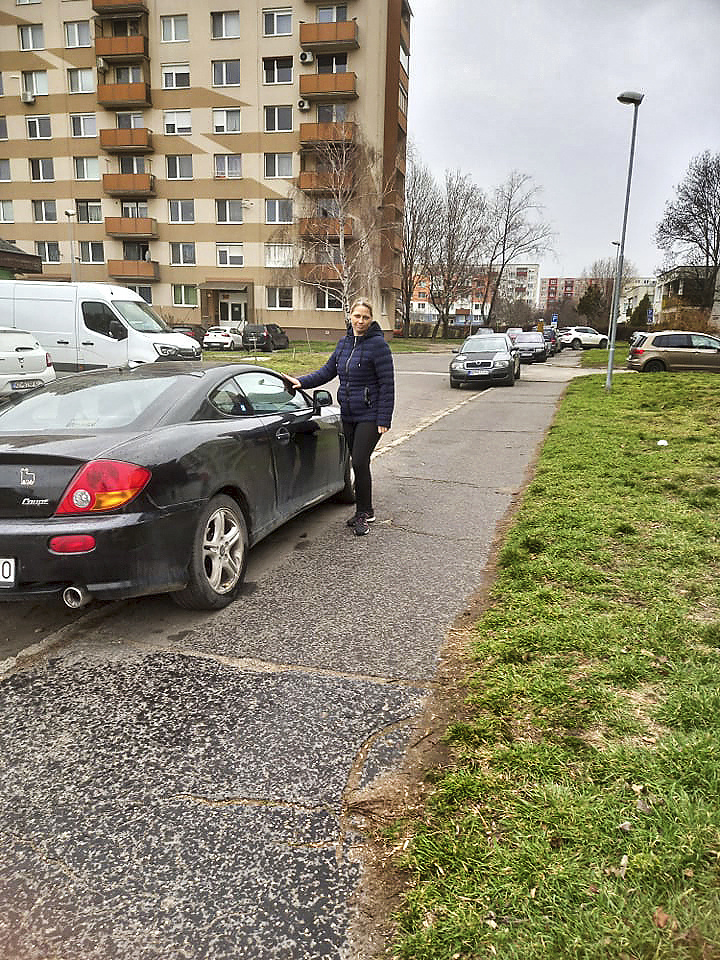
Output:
[516, 333, 543, 344]
[0, 374, 181, 431]
[461, 337, 508, 353]
[112, 300, 170, 334]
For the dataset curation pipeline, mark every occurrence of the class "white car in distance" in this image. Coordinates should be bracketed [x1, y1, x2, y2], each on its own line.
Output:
[0, 327, 56, 397]
[558, 326, 608, 350]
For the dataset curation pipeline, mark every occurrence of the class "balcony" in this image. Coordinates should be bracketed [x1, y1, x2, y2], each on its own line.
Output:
[107, 259, 158, 281]
[99, 127, 153, 153]
[104, 216, 157, 238]
[298, 171, 353, 194]
[384, 188, 404, 218]
[299, 217, 353, 240]
[299, 121, 357, 146]
[97, 82, 151, 109]
[299, 72, 357, 101]
[93, 0, 147, 12]
[299, 21, 359, 53]
[102, 172, 155, 197]
[95, 35, 148, 61]
[299, 262, 343, 283]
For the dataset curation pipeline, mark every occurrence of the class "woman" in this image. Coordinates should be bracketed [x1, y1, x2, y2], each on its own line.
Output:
[286, 298, 395, 536]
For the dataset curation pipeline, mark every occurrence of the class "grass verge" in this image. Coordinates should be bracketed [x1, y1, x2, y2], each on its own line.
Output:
[384, 372, 720, 960]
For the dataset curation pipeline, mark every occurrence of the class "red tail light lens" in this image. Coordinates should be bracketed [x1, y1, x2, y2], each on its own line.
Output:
[49, 535, 96, 553]
[630, 347, 645, 357]
[55, 460, 151, 515]
[45, 352, 53, 368]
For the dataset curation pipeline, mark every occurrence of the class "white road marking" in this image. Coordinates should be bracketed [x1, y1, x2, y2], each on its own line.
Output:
[373, 393, 483, 460]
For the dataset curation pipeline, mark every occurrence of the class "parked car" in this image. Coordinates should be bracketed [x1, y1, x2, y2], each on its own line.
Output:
[242, 323, 290, 352]
[449, 334, 520, 388]
[203, 326, 243, 351]
[0, 364, 353, 610]
[558, 326, 608, 350]
[542, 328, 559, 355]
[0, 327, 56, 397]
[515, 331, 548, 363]
[626, 330, 720, 373]
[170, 324, 207, 345]
[506, 327, 523, 343]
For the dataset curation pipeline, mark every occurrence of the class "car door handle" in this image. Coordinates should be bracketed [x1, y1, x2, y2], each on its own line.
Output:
[81, 341, 94, 346]
[57, 339, 70, 345]
[275, 426, 291, 444]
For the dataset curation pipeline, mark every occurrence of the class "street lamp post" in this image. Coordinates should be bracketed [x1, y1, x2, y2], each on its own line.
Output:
[64, 208, 77, 282]
[606, 90, 644, 391]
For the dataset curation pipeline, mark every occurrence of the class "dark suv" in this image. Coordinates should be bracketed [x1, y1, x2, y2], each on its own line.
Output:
[242, 323, 290, 352]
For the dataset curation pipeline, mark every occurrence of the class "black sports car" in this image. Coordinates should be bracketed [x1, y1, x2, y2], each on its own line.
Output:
[0, 364, 353, 610]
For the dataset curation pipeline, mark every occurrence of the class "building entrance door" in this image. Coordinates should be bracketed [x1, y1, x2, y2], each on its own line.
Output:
[219, 300, 247, 325]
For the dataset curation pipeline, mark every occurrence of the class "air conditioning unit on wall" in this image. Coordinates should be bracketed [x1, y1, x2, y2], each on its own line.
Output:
[299, 51, 314, 64]
[297, 99, 311, 111]
[20, 91, 35, 105]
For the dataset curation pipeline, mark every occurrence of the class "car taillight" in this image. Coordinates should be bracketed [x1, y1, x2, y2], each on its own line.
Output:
[45, 352, 53, 368]
[49, 535, 96, 553]
[630, 347, 644, 356]
[55, 460, 151, 515]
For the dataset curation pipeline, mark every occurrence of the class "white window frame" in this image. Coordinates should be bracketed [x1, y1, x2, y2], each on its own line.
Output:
[264, 152, 292, 178]
[317, 287, 343, 310]
[265, 198, 293, 224]
[216, 243, 244, 267]
[0, 160, 10, 182]
[70, 113, 96, 137]
[27, 115, 51, 139]
[160, 15, 189, 42]
[19, 24, 44, 51]
[212, 60, 241, 87]
[211, 10, 241, 39]
[263, 8, 292, 36]
[172, 284, 198, 307]
[126, 284, 153, 304]
[263, 56, 293, 85]
[79, 241, 104, 264]
[213, 109, 242, 134]
[32, 199, 57, 223]
[36, 241, 60, 264]
[216, 199, 244, 224]
[22, 70, 48, 97]
[29, 157, 54, 181]
[214, 154, 242, 179]
[73, 156, 100, 180]
[76, 199, 102, 223]
[119, 155, 146, 174]
[0, 199, 13, 223]
[166, 154, 193, 180]
[115, 65, 142, 84]
[163, 110, 192, 135]
[169, 199, 195, 223]
[264, 243, 293, 268]
[170, 242, 196, 266]
[68, 68, 94, 94]
[161, 63, 190, 90]
[317, 5, 348, 23]
[64, 20, 91, 48]
[264, 105, 292, 132]
[117, 112, 145, 130]
[267, 286, 293, 309]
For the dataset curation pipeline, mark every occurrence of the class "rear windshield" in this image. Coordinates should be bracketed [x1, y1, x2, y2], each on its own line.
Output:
[516, 333, 543, 343]
[244, 325, 263, 334]
[0, 375, 181, 431]
[112, 299, 170, 334]
[0, 331, 39, 350]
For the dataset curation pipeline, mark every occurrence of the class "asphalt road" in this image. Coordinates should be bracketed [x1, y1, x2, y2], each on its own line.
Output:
[0, 349, 585, 960]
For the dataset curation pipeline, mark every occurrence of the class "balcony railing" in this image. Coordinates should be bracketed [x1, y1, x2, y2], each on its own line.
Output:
[299, 217, 353, 240]
[104, 216, 157, 238]
[299, 72, 358, 100]
[299, 262, 343, 283]
[95, 35, 148, 60]
[93, 0, 147, 12]
[99, 127, 153, 153]
[102, 172, 155, 196]
[298, 171, 353, 194]
[299, 21, 359, 52]
[97, 82, 151, 109]
[299, 121, 357, 145]
[107, 258, 158, 281]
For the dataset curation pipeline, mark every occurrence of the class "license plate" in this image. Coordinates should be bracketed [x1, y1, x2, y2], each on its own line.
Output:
[0, 558, 16, 586]
[469, 369, 489, 376]
[10, 380, 43, 390]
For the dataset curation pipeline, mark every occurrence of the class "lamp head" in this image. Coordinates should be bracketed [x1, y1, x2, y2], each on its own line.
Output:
[618, 91, 644, 105]
[64, 209, 75, 217]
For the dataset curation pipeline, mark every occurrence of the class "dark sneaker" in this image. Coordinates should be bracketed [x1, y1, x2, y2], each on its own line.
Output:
[346, 510, 375, 527]
[353, 513, 370, 536]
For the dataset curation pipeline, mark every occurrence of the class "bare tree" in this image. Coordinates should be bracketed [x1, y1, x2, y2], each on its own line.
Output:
[400, 144, 436, 338]
[482, 172, 554, 323]
[424, 170, 488, 339]
[655, 150, 720, 308]
[581, 255, 638, 328]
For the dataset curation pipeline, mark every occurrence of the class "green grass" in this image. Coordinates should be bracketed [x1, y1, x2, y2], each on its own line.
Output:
[384, 372, 720, 960]
[580, 344, 628, 369]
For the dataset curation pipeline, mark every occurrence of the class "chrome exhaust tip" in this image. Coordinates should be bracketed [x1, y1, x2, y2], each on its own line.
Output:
[62, 585, 91, 609]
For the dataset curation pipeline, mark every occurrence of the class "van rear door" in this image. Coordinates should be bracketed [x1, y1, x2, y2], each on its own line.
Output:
[13, 285, 80, 372]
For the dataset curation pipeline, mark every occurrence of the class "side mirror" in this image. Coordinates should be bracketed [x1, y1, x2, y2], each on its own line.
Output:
[313, 389, 333, 412]
[109, 320, 127, 341]
[452, 348, 458, 354]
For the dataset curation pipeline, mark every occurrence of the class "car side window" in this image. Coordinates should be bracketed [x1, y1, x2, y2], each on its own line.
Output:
[235, 370, 309, 415]
[82, 301, 122, 338]
[690, 334, 720, 350]
[655, 334, 690, 348]
[208, 377, 252, 417]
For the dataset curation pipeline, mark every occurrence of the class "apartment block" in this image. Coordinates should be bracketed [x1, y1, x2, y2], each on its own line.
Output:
[0, 0, 410, 335]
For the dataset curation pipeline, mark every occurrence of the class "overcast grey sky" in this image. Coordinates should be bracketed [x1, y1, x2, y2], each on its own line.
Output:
[406, 0, 720, 279]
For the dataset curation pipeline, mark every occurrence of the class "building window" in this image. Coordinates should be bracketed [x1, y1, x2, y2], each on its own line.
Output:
[216, 199, 244, 224]
[264, 105, 292, 132]
[123, 241, 148, 261]
[172, 285, 198, 307]
[161, 15, 189, 42]
[166, 154, 193, 179]
[398, 83, 408, 115]
[0, 117, 6, 140]
[265, 198, 293, 223]
[318, 5, 347, 22]
[70, 113, 96, 137]
[170, 242, 196, 265]
[27, 115, 51, 139]
[267, 286, 293, 309]
[212, 60, 241, 86]
[317, 53, 347, 74]
[32, 199, 57, 222]
[214, 154, 242, 178]
[211, 10, 241, 38]
[22, 71, 48, 97]
[17, 0, 42, 4]
[126, 284, 153, 304]
[119, 155, 145, 174]
[162, 63, 190, 89]
[76, 199, 102, 223]
[163, 110, 192, 135]
[317, 102, 346, 123]
[317, 287, 343, 310]
[399, 43, 410, 75]
[0, 160, 10, 181]
[68, 68, 94, 94]
[36, 241, 60, 263]
[74, 156, 100, 180]
[80, 241, 104, 263]
[121, 201, 148, 218]
[115, 65, 142, 84]
[0, 200, 13, 223]
[213, 109, 242, 133]
[169, 199, 195, 223]
[264, 243, 293, 268]
[19, 24, 44, 51]
[117, 112, 144, 130]
[263, 8, 291, 36]
[263, 57, 293, 84]
[216, 243, 244, 267]
[264, 152, 292, 178]
[29, 157, 54, 181]
[64, 21, 91, 47]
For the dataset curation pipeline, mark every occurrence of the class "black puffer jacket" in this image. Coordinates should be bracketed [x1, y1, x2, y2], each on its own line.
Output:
[298, 321, 395, 428]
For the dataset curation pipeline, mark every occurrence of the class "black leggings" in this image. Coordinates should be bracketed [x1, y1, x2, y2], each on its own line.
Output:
[343, 420, 381, 514]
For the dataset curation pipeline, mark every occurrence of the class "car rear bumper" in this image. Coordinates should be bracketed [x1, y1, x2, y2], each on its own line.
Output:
[0, 504, 199, 602]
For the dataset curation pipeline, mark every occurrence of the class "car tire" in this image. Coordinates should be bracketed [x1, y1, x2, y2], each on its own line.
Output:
[572, 338, 582, 350]
[599, 338, 608, 348]
[505, 371, 515, 386]
[644, 359, 666, 373]
[331, 456, 356, 504]
[172, 495, 248, 611]
[450, 377, 460, 389]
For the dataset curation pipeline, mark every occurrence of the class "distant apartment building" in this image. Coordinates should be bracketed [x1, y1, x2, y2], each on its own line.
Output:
[538, 276, 594, 311]
[0, 0, 410, 335]
[411, 264, 539, 322]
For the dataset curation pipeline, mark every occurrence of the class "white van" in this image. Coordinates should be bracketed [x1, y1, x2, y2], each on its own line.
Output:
[0, 281, 201, 372]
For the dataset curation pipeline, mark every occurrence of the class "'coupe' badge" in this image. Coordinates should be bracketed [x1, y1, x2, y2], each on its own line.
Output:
[20, 468, 35, 487]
